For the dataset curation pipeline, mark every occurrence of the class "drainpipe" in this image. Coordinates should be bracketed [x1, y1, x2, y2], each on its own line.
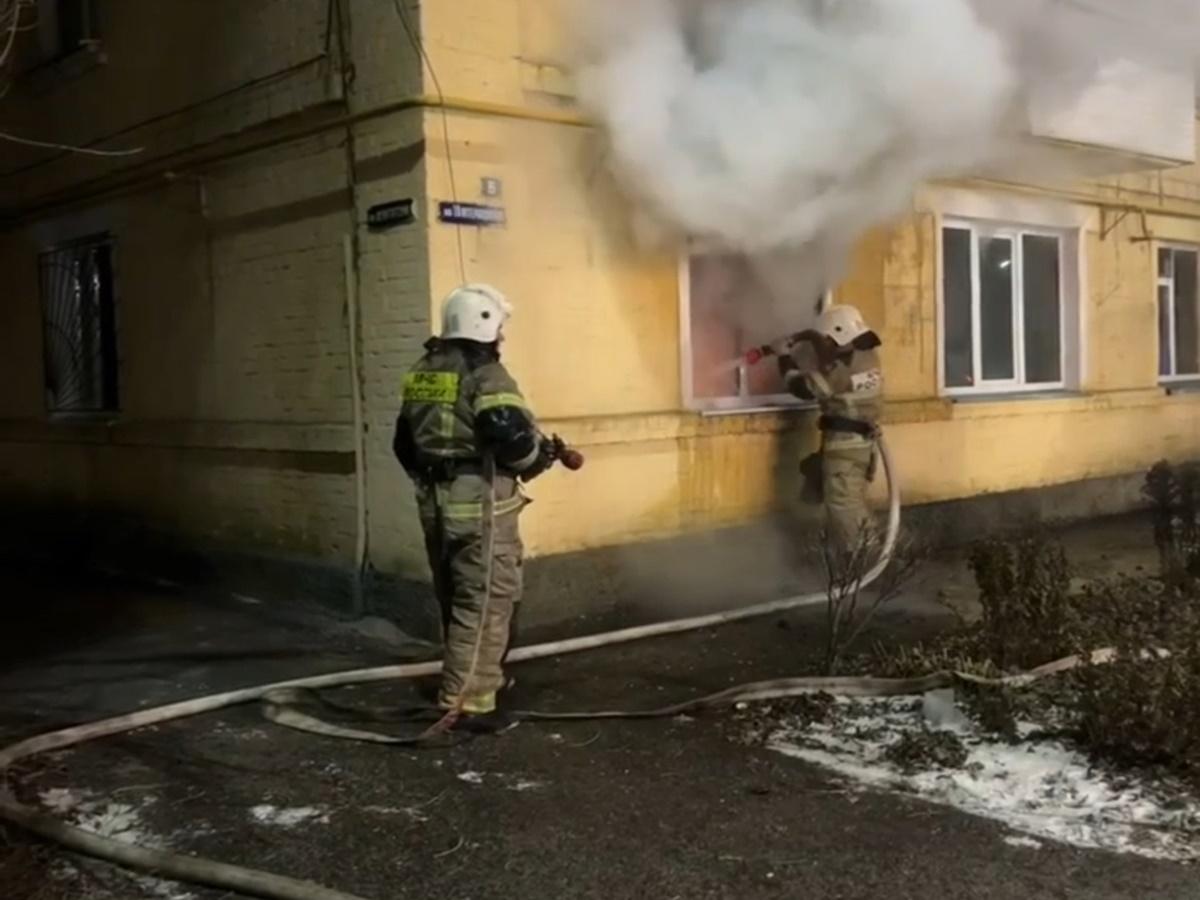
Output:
[343, 234, 367, 616]
[336, 0, 367, 617]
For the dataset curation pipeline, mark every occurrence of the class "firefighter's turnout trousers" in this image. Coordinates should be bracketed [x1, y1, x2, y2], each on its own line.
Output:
[418, 470, 526, 714]
[822, 444, 876, 560]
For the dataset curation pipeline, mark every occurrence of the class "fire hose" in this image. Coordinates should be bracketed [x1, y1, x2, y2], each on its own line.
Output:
[0, 436, 903, 900]
[0, 434, 1153, 900]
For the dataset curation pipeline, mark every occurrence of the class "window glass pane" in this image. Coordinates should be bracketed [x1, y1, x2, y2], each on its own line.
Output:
[1022, 234, 1062, 384]
[59, 0, 88, 54]
[1159, 283, 1174, 377]
[1160, 248, 1174, 279]
[1175, 250, 1200, 376]
[979, 236, 1015, 381]
[39, 236, 119, 414]
[688, 255, 744, 400]
[942, 228, 973, 387]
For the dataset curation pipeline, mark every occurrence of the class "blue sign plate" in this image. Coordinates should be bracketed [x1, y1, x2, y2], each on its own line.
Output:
[438, 201, 506, 227]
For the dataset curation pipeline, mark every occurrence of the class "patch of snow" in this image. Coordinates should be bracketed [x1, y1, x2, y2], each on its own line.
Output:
[1005, 836, 1044, 850]
[76, 802, 159, 845]
[455, 770, 543, 792]
[50, 859, 79, 881]
[250, 804, 330, 828]
[922, 689, 970, 731]
[507, 779, 544, 793]
[137, 876, 196, 900]
[767, 696, 1200, 861]
[40, 787, 86, 815]
[364, 804, 430, 823]
[39, 788, 195, 899]
[40, 789, 164, 849]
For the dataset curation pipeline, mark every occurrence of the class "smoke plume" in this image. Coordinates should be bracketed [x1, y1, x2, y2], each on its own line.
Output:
[571, 0, 1200, 309]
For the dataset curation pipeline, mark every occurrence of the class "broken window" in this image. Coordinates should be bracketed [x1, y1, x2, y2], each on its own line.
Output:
[39, 234, 120, 415]
[941, 219, 1071, 394]
[1158, 246, 1200, 380]
[682, 253, 826, 412]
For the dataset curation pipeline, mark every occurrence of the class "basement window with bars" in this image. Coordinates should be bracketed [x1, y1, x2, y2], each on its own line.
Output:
[941, 218, 1079, 396]
[681, 252, 829, 413]
[39, 234, 119, 416]
[1157, 246, 1200, 381]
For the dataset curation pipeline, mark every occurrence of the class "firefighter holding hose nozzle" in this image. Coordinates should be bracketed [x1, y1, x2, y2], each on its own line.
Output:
[392, 284, 583, 731]
[773, 305, 884, 565]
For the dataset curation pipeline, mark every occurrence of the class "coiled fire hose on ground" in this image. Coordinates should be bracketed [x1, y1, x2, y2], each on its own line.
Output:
[1, 435, 1102, 900]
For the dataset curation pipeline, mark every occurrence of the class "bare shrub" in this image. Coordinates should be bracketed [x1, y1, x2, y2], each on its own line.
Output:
[817, 526, 925, 676]
[861, 504, 1200, 786]
[1145, 460, 1200, 588]
[1066, 577, 1200, 784]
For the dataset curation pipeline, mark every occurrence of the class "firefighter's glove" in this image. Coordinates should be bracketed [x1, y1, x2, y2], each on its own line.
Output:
[519, 437, 557, 483]
[777, 353, 798, 379]
[800, 452, 824, 505]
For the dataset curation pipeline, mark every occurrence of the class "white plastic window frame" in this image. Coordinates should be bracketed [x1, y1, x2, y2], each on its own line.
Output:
[678, 254, 832, 414]
[939, 217, 1078, 398]
[1156, 243, 1200, 384]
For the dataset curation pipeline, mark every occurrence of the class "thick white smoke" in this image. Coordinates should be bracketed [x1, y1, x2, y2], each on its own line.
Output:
[571, 0, 1200, 315]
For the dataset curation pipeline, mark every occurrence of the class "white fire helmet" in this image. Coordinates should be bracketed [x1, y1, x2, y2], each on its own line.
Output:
[816, 304, 870, 348]
[440, 283, 512, 343]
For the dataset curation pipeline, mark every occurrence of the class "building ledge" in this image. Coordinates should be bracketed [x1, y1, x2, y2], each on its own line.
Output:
[0, 419, 355, 454]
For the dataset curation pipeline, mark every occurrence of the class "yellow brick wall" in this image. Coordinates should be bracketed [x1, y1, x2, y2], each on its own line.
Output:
[2, 0, 1200, 585]
[0, 1, 429, 565]
[409, 0, 1200, 559]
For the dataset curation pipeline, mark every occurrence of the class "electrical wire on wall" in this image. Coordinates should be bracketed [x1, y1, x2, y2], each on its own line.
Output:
[0, 0, 35, 69]
[0, 0, 144, 155]
[0, 0, 37, 98]
[390, 0, 468, 285]
[0, 129, 143, 156]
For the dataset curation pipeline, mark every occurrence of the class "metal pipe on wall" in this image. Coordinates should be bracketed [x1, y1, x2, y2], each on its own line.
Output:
[342, 234, 368, 615]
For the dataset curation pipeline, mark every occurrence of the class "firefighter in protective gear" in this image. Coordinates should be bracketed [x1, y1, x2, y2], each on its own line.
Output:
[392, 284, 555, 722]
[778, 304, 884, 561]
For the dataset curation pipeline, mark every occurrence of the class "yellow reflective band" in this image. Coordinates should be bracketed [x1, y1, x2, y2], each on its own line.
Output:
[474, 392, 527, 414]
[402, 371, 460, 404]
[441, 494, 526, 520]
[439, 405, 456, 441]
[439, 691, 497, 714]
[808, 370, 834, 399]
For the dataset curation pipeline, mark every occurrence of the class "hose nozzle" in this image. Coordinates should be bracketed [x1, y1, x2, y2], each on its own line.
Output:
[550, 434, 585, 471]
[744, 345, 775, 366]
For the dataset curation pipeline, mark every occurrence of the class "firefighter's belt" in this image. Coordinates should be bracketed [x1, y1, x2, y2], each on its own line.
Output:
[818, 415, 878, 438]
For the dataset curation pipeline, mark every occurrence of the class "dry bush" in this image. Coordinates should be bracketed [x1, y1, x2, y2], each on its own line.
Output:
[1066, 578, 1200, 784]
[874, 516, 1200, 782]
[967, 529, 1073, 671]
[1145, 460, 1200, 588]
[816, 526, 925, 676]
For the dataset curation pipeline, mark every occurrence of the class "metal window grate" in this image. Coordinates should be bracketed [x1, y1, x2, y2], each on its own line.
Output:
[39, 234, 119, 415]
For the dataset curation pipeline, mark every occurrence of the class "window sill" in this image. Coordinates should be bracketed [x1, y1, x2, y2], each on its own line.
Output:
[1163, 381, 1200, 395]
[947, 388, 1078, 406]
[46, 411, 120, 427]
[20, 43, 106, 96]
[941, 387, 1169, 421]
[693, 400, 817, 418]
